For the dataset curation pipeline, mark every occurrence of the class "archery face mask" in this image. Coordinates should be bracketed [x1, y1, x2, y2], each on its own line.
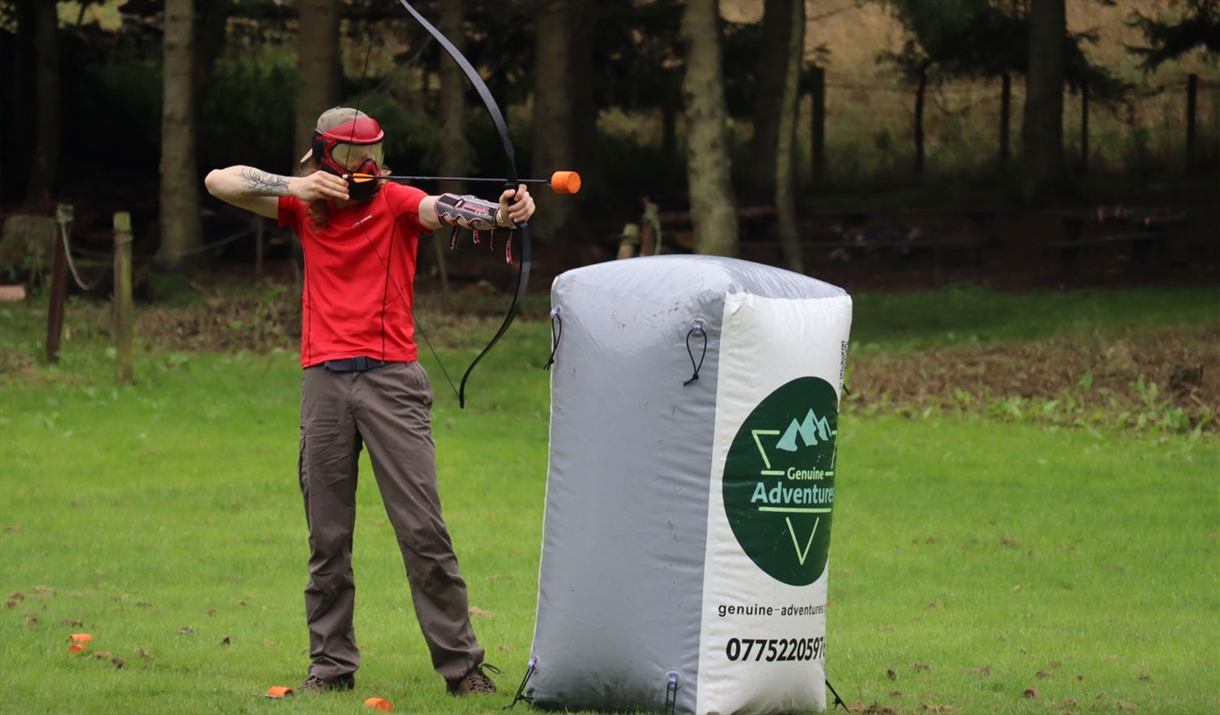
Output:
[302, 113, 387, 202]
[329, 141, 385, 201]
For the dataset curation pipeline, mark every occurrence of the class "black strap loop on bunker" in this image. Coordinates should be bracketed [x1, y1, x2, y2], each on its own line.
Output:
[543, 307, 562, 370]
[683, 319, 707, 387]
[505, 657, 537, 709]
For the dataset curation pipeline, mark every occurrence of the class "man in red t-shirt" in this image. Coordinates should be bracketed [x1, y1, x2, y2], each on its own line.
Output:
[205, 107, 534, 697]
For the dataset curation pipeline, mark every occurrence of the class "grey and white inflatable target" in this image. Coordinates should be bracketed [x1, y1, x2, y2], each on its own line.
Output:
[523, 256, 852, 714]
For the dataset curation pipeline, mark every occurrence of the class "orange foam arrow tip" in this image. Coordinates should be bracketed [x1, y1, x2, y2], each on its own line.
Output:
[266, 686, 294, 698]
[69, 633, 93, 644]
[550, 171, 581, 195]
[365, 697, 393, 711]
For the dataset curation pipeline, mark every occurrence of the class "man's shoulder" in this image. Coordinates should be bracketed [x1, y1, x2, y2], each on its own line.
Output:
[381, 181, 428, 208]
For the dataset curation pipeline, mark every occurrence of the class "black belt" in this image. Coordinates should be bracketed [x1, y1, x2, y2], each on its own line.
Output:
[323, 356, 391, 372]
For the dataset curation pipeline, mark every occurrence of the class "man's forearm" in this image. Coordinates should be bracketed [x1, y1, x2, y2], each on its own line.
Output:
[235, 167, 292, 196]
[205, 165, 294, 199]
[203, 166, 289, 218]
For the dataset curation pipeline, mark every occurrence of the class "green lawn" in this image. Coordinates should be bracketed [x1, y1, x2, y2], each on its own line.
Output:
[1, 287, 1217, 714]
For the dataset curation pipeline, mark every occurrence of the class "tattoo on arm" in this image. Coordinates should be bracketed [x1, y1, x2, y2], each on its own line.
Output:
[238, 168, 291, 196]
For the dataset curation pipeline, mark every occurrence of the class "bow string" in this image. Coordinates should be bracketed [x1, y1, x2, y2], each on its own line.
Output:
[398, 0, 531, 409]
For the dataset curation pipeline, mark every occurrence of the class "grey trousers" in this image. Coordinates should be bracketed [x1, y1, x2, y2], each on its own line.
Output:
[298, 361, 484, 681]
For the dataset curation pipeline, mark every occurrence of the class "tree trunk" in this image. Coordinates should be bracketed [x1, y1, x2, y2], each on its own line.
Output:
[194, 0, 230, 104]
[999, 72, 1011, 171]
[1021, 0, 1068, 203]
[295, 0, 342, 165]
[776, 0, 804, 273]
[437, 0, 471, 195]
[570, 0, 611, 211]
[913, 66, 927, 180]
[532, 0, 576, 244]
[6, 0, 37, 200]
[435, 0, 470, 293]
[681, 0, 737, 257]
[26, 0, 59, 203]
[809, 65, 826, 187]
[747, 0, 793, 201]
[159, 0, 203, 271]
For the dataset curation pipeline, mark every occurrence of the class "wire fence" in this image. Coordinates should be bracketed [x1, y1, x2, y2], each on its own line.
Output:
[800, 72, 1219, 184]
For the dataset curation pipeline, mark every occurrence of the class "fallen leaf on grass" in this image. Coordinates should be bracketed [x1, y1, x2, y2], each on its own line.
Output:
[1036, 670, 1054, 679]
[178, 626, 194, 635]
[111, 657, 125, 669]
[5, 592, 24, 608]
[886, 668, 896, 680]
[135, 648, 155, 660]
[913, 663, 930, 672]
[3, 525, 22, 531]
[848, 702, 896, 713]
[469, 606, 494, 618]
[220, 636, 231, 646]
[965, 665, 990, 677]
[93, 651, 113, 659]
[498, 645, 514, 653]
[61, 618, 82, 626]
[889, 690, 902, 698]
[1137, 669, 1151, 680]
[1023, 688, 1038, 699]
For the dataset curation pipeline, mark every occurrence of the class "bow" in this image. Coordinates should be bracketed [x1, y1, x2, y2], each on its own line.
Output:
[398, 0, 530, 409]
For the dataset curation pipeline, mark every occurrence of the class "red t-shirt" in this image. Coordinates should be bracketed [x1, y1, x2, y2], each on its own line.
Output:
[278, 183, 428, 368]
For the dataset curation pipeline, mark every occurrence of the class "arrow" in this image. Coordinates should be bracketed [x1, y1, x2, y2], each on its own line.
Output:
[345, 170, 582, 194]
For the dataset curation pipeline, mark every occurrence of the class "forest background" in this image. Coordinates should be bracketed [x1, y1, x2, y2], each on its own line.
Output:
[0, 0, 1216, 287]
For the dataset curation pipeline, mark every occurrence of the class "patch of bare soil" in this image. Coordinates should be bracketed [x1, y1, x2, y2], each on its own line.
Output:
[845, 325, 1219, 433]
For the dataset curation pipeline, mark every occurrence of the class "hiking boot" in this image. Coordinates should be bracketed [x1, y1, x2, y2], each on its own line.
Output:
[446, 663, 501, 696]
[300, 673, 355, 693]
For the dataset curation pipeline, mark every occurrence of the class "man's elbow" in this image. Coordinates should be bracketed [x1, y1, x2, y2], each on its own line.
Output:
[203, 170, 223, 198]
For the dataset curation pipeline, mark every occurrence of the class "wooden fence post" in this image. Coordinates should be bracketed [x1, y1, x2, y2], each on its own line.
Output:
[113, 211, 134, 384]
[1186, 73, 1198, 170]
[45, 204, 71, 363]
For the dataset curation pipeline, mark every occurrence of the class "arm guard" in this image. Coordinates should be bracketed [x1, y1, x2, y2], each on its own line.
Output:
[435, 193, 513, 230]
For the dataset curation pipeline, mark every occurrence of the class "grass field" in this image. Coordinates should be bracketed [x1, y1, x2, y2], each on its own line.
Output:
[1, 286, 1217, 714]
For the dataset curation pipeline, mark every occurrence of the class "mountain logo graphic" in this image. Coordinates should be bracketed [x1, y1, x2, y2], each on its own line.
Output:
[776, 409, 832, 451]
[723, 377, 839, 586]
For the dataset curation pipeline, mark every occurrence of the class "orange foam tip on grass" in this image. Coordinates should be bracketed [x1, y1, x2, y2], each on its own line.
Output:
[265, 686, 294, 698]
[68, 644, 87, 654]
[365, 697, 393, 712]
[69, 634, 92, 643]
[550, 171, 581, 195]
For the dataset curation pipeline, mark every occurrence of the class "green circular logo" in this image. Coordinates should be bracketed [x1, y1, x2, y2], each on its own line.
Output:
[724, 377, 839, 586]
